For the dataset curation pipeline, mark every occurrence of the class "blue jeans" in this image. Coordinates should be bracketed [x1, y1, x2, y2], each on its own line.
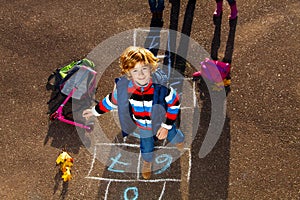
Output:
[139, 125, 185, 162]
[148, 0, 165, 13]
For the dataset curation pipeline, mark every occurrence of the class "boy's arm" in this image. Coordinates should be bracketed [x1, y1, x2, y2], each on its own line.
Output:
[93, 87, 118, 116]
[162, 87, 180, 129]
[83, 88, 118, 119]
[94, 93, 117, 114]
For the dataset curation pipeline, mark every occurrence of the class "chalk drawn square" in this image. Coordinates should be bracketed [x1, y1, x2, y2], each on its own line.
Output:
[92, 144, 140, 180]
[88, 143, 185, 181]
[134, 28, 169, 54]
[102, 181, 180, 200]
[150, 147, 182, 180]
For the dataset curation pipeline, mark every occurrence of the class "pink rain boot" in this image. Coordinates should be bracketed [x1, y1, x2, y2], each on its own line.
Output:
[229, 3, 238, 20]
[214, 1, 223, 17]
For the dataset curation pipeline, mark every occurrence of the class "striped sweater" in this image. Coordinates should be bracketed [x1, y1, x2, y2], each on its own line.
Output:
[93, 79, 180, 130]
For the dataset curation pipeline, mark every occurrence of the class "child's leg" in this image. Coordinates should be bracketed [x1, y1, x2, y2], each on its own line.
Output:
[167, 125, 185, 144]
[227, 0, 238, 19]
[139, 129, 155, 162]
[214, 0, 223, 17]
[139, 129, 155, 179]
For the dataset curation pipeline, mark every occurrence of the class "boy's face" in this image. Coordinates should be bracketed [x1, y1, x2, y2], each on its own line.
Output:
[129, 62, 151, 86]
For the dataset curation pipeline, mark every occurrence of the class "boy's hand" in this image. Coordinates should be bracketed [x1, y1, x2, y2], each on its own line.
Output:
[156, 127, 168, 140]
[82, 109, 94, 120]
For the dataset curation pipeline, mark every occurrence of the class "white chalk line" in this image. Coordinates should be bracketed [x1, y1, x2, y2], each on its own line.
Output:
[133, 29, 137, 47]
[104, 180, 111, 200]
[94, 142, 190, 150]
[159, 182, 167, 200]
[111, 106, 193, 112]
[87, 145, 97, 177]
[86, 176, 181, 183]
[135, 28, 169, 33]
[187, 148, 192, 183]
[137, 150, 141, 180]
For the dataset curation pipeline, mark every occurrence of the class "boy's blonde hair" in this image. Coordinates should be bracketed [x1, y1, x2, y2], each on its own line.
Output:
[119, 46, 159, 76]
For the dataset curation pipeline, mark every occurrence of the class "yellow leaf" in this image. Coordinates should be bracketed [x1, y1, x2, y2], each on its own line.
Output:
[223, 78, 231, 86]
[62, 167, 72, 182]
[56, 151, 73, 165]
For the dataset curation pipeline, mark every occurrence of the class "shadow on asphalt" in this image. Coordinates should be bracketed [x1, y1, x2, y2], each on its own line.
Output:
[190, 80, 231, 199]
[44, 89, 88, 154]
[166, 0, 231, 198]
[211, 13, 238, 63]
[53, 170, 69, 200]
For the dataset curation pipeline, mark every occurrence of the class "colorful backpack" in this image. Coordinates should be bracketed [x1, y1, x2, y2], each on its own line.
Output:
[46, 58, 97, 115]
[46, 58, 95, 92]
[193, 58, 231, 90]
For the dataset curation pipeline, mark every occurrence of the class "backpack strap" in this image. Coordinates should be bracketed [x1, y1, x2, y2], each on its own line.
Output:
[115, 76, 137, 137]
[152, 67, 168, 87]
[151, 83, 168, 136]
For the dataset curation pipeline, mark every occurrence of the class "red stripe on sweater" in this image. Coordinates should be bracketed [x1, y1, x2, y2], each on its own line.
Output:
[169, 95, 180, 107]
[166, 113, 178, 121]
[99, 102, 110, 113]
[133, 111, 151, 118]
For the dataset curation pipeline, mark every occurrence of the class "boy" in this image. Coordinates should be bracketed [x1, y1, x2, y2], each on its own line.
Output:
[82, 46, 184, 179]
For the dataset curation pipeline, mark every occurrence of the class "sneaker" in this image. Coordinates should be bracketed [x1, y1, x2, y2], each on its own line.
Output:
[176, 142, 184, 152]
[142, 161, 152, 180]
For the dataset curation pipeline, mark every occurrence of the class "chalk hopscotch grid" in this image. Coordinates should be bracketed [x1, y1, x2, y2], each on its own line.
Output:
[134, 28, 197, 108]
[86, 27, 196, 182]
[86, 143, 192, 183]
[84, 28, 198, 200]
[104, 180, 167, 200]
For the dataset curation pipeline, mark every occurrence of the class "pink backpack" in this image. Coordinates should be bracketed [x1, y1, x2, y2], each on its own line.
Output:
[193, 58, 231, 83]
